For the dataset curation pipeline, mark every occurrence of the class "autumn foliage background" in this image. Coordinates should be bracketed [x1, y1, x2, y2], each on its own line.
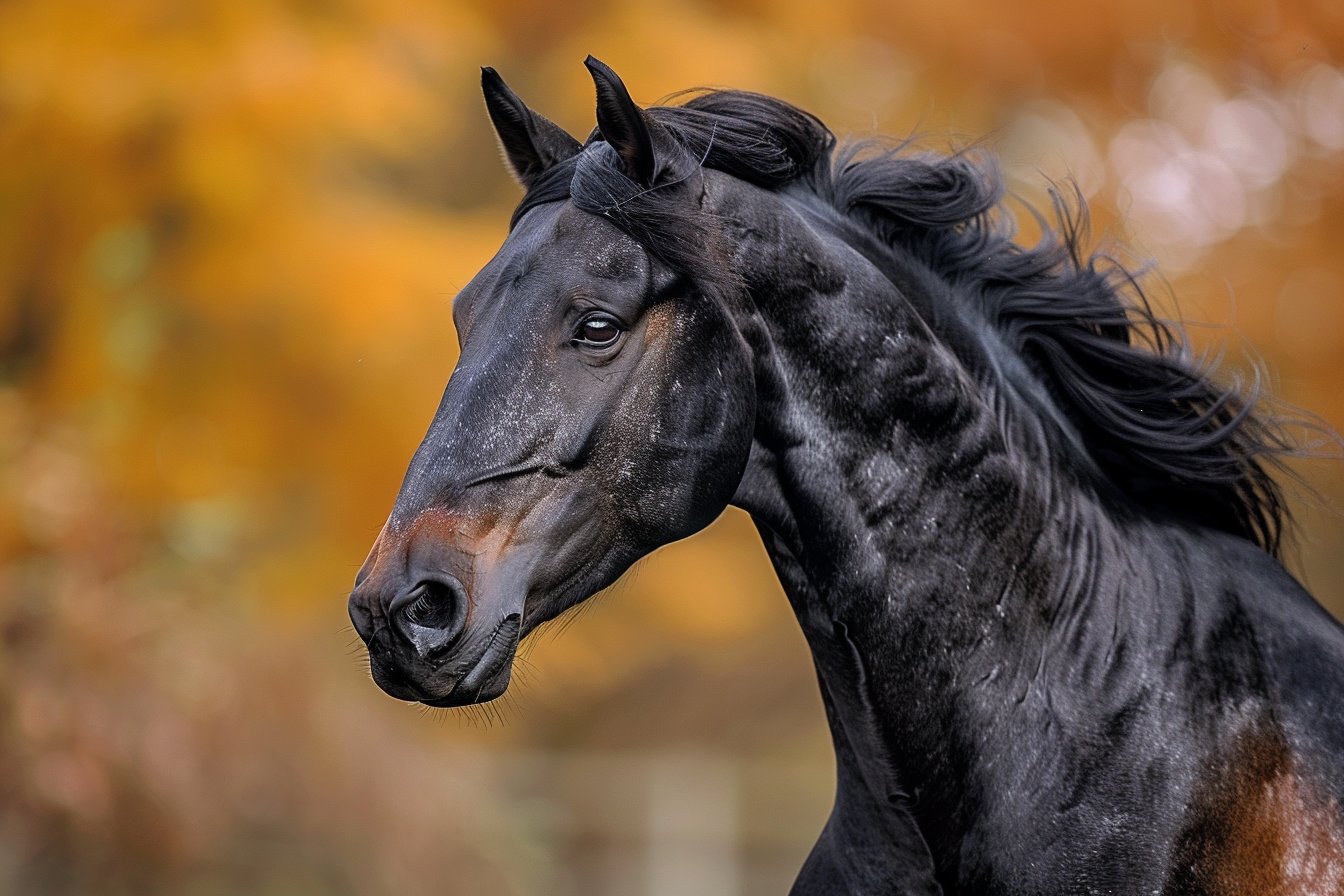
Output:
[2, 1, 1343, 894]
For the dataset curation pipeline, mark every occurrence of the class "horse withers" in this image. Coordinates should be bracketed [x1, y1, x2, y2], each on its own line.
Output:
[348, 58, 1344, 894]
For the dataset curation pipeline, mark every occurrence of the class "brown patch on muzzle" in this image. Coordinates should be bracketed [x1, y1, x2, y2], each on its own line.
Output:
[351, 509, 490, 639]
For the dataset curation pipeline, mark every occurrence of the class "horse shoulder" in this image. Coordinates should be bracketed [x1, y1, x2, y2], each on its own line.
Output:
[1169, 535, 1344, 895]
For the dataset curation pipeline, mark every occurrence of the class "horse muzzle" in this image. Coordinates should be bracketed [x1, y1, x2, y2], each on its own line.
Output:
[347, 511, 525, 706]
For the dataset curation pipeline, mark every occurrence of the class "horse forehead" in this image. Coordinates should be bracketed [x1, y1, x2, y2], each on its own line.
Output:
[542, 205, 649, 281]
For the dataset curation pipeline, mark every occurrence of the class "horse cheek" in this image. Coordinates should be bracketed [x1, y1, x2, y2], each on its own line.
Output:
[678, 349, 756, 536]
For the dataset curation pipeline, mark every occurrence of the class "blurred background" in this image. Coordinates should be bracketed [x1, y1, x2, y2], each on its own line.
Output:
[2, 1, 1342, 893]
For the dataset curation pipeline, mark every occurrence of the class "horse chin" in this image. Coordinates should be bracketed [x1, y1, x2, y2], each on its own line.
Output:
[419, 660, 513, 707]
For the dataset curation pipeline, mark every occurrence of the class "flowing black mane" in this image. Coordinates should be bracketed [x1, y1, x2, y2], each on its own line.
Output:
[511, 89, 1293, 557]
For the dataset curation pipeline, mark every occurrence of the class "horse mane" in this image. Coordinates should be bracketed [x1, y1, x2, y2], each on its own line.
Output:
[511, 89, 1296, 557]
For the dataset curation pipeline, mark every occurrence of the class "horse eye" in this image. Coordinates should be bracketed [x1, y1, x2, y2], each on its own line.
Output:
[575, 314, 622, 348]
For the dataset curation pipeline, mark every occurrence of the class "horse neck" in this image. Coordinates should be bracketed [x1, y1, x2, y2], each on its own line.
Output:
[723, 183, 1142, 826]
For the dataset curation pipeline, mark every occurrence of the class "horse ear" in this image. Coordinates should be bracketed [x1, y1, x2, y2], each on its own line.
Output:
[584, 56, 655, 186]
[481, 67, 581, 189]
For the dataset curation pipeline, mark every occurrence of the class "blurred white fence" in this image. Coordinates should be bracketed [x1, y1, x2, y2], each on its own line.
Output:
[427, 747, 831, 896]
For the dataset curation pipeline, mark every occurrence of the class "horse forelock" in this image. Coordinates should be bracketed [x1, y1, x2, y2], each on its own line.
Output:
[503, 87, 1299, 558]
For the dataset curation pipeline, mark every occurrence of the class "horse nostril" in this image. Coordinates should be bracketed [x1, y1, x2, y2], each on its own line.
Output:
[404, 580, 461, 630]
[389, 577, 468, 659]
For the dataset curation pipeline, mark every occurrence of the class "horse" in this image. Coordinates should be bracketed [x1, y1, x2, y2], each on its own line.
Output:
[347, 57, 1344, 894]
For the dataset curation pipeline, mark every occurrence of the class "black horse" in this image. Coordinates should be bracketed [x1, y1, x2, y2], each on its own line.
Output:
[348, 58, 1344, 894]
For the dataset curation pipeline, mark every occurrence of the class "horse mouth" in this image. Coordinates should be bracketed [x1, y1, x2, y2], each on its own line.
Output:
[370, 613, 521, 707]
[420, 612, 521, 707]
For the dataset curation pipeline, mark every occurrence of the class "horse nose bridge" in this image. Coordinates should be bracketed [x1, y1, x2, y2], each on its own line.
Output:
[405, 356, 562, 493]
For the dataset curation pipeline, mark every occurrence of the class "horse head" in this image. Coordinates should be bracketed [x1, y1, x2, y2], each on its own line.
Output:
[347, 59, 756, 707]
